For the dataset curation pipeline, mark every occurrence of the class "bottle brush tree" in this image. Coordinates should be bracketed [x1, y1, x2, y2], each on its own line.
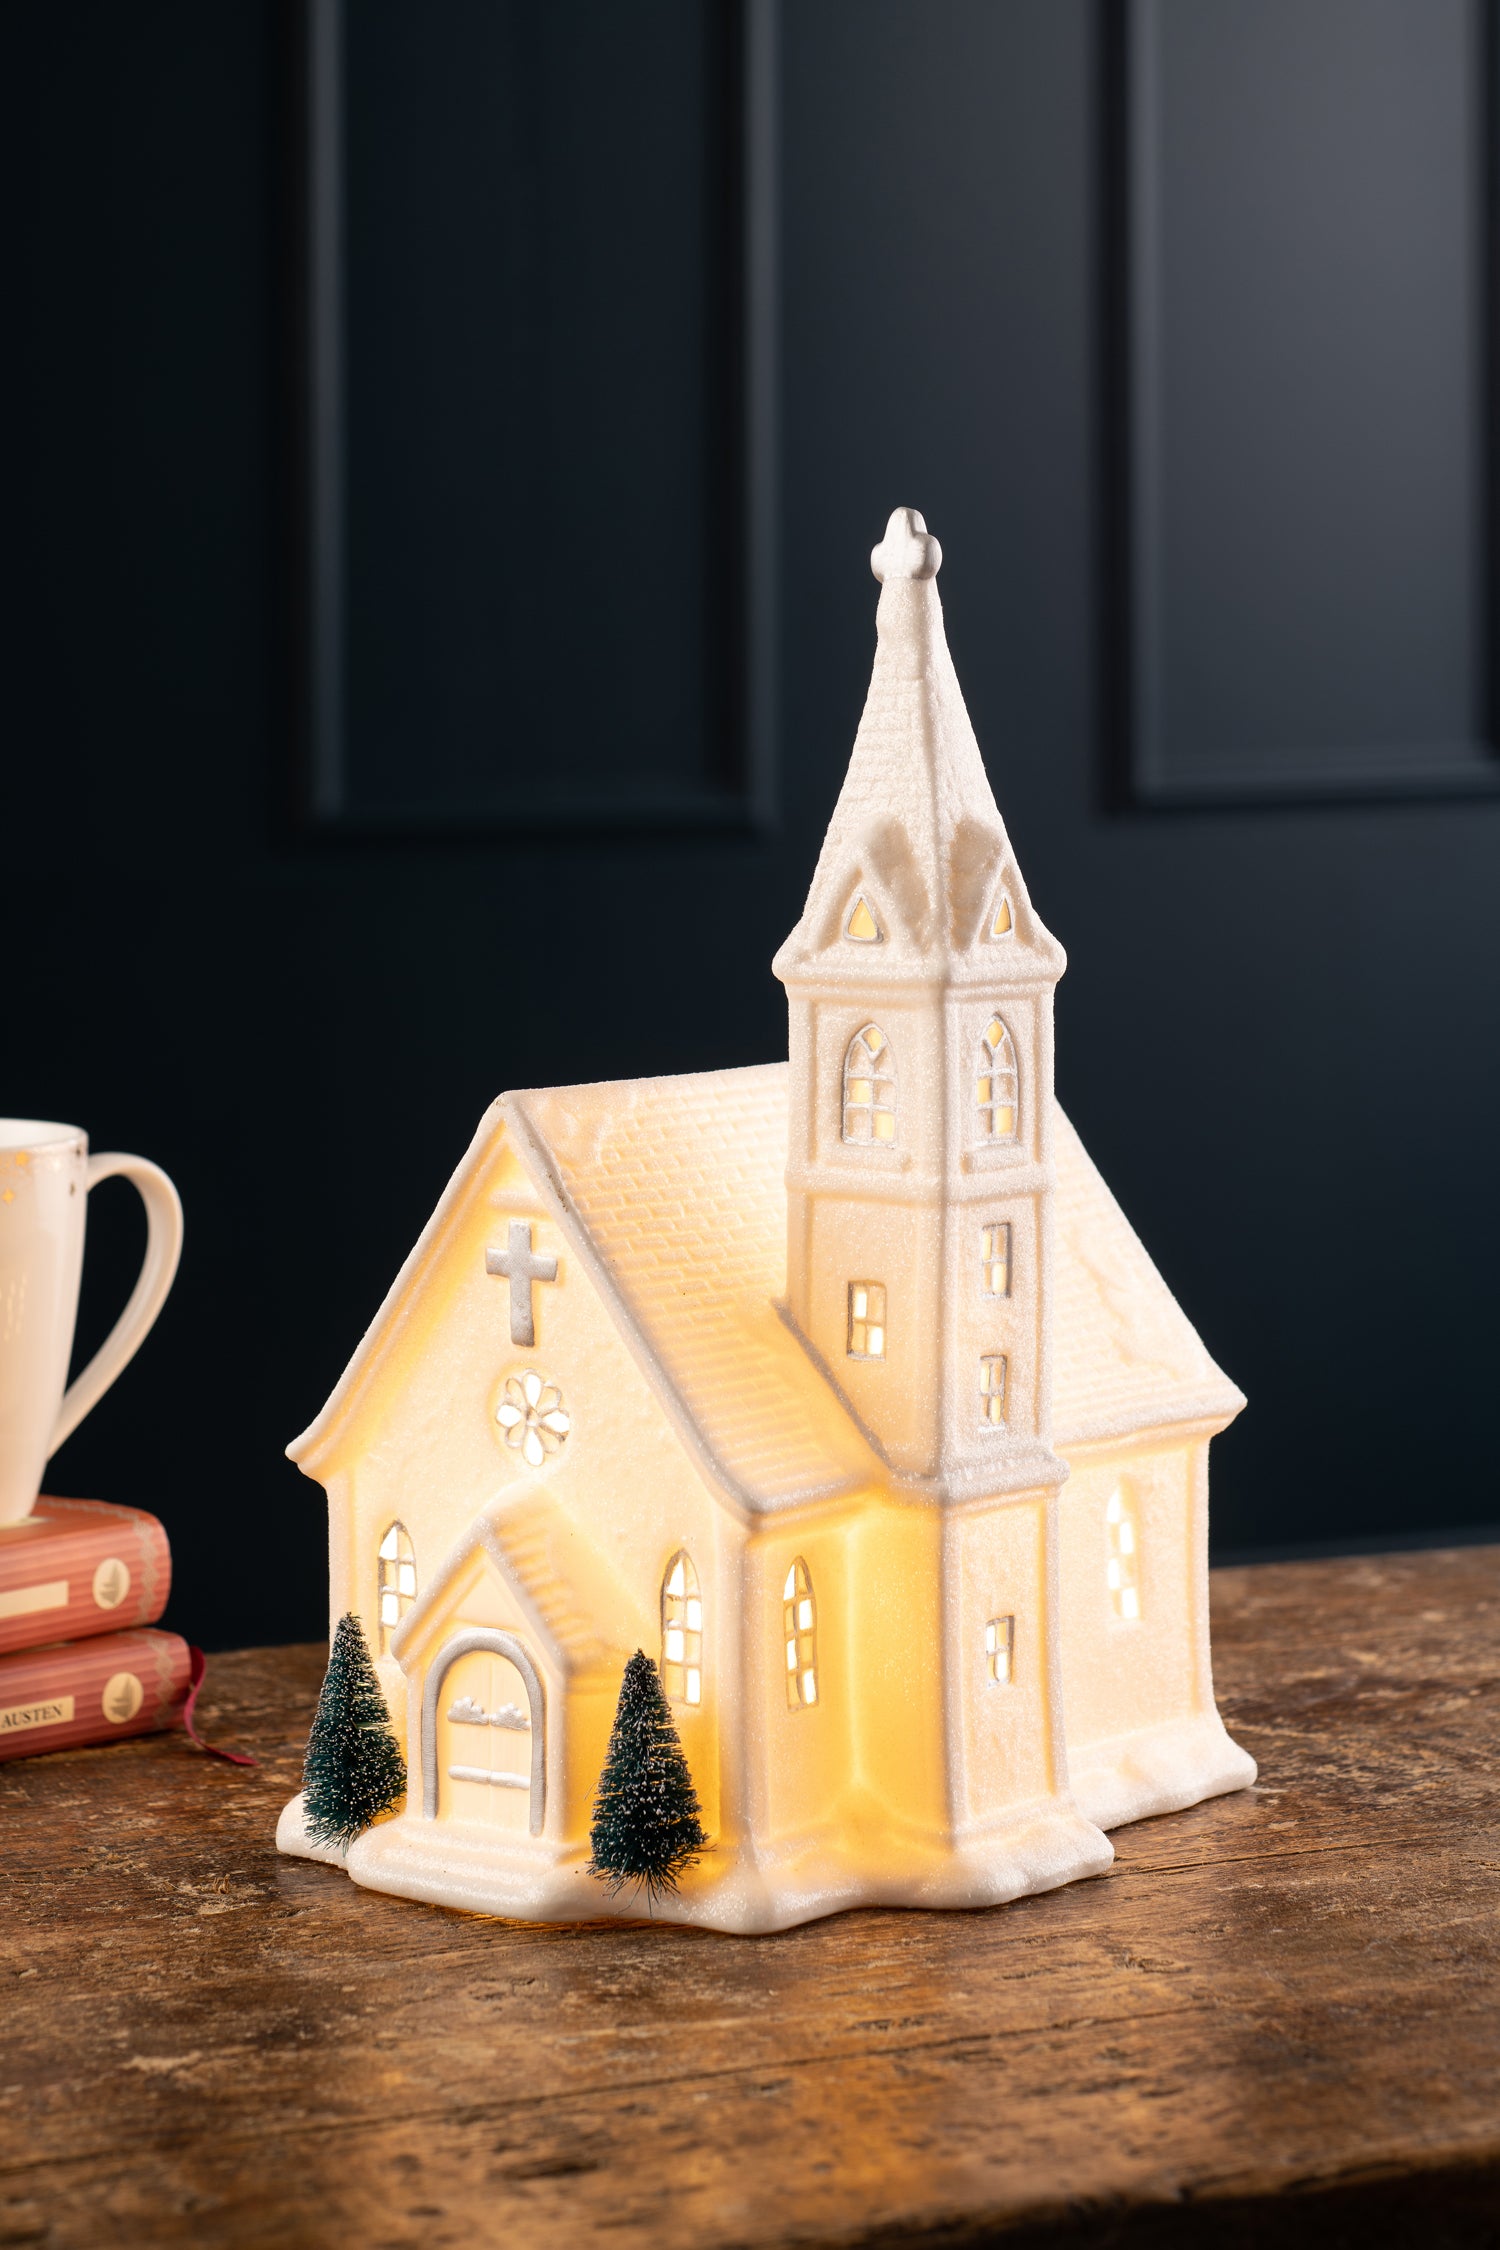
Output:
[588, 1650, 707, 1906]
[302, 1611, 407, 1849]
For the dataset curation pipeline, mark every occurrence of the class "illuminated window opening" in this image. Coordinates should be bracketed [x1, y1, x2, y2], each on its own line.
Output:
[660, 1549, 703, 1705]
[980, 1354, 1008, 1425]
[847, 1281, 887, 1360]
[985, 1615, 1015, 1684]
[976, 1018, 1019, 1141]
[842, 1024, 897, 1143]
[377, 1521, 417, 1652]
[783, 1558, 818, 1709]
[990, 895, 1013, 938]
[495, 1370, 571, 1466]
[845, 894, 882, 942]
[1106, 1485, 1140, 1621]
[982, 1222, 1012, 1297]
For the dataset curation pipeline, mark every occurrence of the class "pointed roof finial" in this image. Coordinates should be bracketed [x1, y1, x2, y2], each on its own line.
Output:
[871, 506, 941, 584]
[773, 502, 1065, 985]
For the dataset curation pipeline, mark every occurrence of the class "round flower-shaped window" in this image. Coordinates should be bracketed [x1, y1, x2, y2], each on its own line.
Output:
[495, 1371, 571, 1467]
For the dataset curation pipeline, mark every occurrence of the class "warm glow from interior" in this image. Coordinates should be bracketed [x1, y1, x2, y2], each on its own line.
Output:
[843, 1026, 897, 1145]
[783, 1558, 818, 1710]
[975, 1019, 1020, 1142]
[660, 1548, 703, 1704]
[847, 1281, 887, 1359]
[1106, 1487, 1141, 1623]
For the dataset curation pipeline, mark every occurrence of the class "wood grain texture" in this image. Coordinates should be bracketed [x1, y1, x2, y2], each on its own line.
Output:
[3, 1550, 1500, 2248]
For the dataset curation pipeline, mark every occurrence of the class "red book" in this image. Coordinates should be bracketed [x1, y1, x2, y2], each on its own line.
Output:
[0, 1628, 192, 1760]
[0, 1496, 170, 1657]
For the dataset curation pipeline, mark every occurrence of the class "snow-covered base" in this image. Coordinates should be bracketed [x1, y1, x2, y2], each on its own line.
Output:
[1067, 1713, 1256, 1834]
[276, 1791, 351, 1868]
[279, 1796, 1114, 1934]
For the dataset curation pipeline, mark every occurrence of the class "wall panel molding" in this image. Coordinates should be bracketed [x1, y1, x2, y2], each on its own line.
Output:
[1110, 0, 1500, 807]
[287, 0, 779, 838]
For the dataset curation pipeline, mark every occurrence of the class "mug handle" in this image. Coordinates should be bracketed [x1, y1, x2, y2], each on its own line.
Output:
[49, 1153, 185, 1457]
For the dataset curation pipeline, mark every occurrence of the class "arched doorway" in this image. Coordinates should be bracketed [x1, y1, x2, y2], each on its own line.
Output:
[421, 1630, 545, 1836]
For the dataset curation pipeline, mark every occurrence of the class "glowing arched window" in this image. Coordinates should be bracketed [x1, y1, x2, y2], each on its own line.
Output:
[661, 1550, 703, 1705]
[976, 1018, 1018, 1141]
[377, 1522, 417, 1651]
[843, 1025, 896, 1143]
[783, 1558, 818, 1709]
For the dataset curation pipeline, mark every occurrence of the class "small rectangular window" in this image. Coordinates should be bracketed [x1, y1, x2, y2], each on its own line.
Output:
[980, 1353, 1007, 1424]
[981, 1222, 1011, 1297]
[984, 1615, 1015, 1684]
[847, 1281, 887, 1359]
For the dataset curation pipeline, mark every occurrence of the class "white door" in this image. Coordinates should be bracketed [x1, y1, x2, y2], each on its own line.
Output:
[437, 1647, 533, 1832]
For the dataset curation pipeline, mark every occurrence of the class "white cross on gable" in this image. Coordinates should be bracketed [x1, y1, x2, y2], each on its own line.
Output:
[870, 506, 942, 584]
[485, 1221, 558, 1347]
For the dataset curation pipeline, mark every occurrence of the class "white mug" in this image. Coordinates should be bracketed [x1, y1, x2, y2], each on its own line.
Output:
[0, 1120, 183, 1527]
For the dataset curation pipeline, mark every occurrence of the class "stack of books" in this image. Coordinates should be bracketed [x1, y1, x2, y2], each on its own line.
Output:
[0, 1496, 192, 1759]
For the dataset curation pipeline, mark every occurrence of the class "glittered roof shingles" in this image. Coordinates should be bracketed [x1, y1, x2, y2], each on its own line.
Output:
[508, 1064, 1241, 1507]
[508, 1067, 884, 1513]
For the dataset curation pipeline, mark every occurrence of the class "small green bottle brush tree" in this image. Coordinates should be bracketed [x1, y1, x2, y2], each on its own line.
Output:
[303, 1612, 407, 1848]
[588, 1650, 707, 1905]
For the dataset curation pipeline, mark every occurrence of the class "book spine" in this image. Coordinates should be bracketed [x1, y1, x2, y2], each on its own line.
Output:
[0, 1629, 191, 1760]
[0, 1498, 171, 1657]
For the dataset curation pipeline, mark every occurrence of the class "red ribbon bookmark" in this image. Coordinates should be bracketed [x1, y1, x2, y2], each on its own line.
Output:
[183, 1647, 259, 1766]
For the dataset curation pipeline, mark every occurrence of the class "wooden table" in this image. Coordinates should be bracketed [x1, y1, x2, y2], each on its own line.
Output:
[4, 1548, 1500, 2248]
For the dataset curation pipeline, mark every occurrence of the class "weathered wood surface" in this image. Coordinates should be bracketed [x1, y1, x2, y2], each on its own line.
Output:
[4, 1549, 1500, 2248]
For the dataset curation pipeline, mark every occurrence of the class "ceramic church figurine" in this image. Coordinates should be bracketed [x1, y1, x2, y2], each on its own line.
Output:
[278, 507, 1255, 1931]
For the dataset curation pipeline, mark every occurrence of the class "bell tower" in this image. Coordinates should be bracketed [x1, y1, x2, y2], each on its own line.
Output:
[773, 509, 1068, 1499]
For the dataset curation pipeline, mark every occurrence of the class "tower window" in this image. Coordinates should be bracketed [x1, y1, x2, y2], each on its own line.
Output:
[377, 1521, 417, 1651]
[980, 1354, 1008, 1425]
[783, 1558, 818, 1708]
[660, 1549, 703, 1705]
[981, 1222, 1012, 1297]
[976, 1018, 1019, 1140]
[845, 894, 882, 942]
[985, 1615, 1015, 1684]
[843, 1024, 896, 1143]
[990, 895, 1013, 938]
[1106, 1486, 1140, 1621]
[847, 1282, 887, 1359]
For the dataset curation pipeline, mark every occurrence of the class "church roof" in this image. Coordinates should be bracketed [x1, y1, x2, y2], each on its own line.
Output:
[505, 1068, 885, 1516]
[390, 1488, 635, 1677]
[773, 508, 1065, 987]
[507, 1063, 1241, 1511]
[290, 1058, 1240, 1514]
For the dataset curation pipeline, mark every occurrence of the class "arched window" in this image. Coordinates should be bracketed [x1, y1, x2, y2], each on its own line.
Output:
[783, 1558, 818, 1709]
[976, 1017, 1019, 1141]
[843, 1025, 896, 1143]
[377, 1521, 417, 1652]
[660, 1550, 703, 1705]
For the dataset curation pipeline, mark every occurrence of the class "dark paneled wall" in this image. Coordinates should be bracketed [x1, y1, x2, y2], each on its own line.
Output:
[6, 1, 1498, 1649]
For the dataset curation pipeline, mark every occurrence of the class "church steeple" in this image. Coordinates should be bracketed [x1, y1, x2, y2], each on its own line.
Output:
[774, 509, 1067, 1499]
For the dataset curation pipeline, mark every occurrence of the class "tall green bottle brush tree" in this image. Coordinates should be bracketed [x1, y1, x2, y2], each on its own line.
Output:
[302, 1612, 407, 1848]
[588, 1650, 707, 1906]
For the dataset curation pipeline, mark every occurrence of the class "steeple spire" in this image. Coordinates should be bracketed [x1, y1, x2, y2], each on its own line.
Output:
[775, 507, 1067, 1500]
[773, 508, 1063, 989]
